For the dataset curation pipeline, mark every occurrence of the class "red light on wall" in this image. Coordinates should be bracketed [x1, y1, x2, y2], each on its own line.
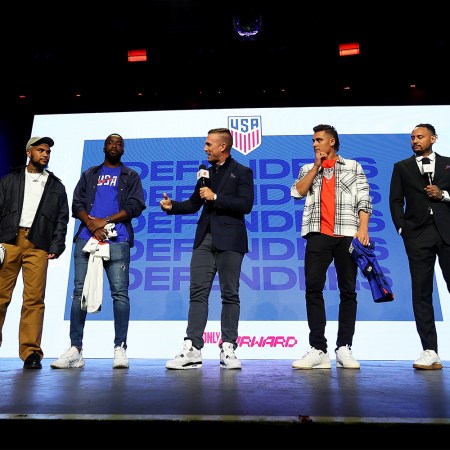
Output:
[128, 49, 147, 62]
[339, 42, 360, 57]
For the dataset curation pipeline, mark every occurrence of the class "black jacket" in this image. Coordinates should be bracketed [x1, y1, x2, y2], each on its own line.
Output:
[168, 157, 254, 253]
[389, 153, 450, 245]
[0, 166, 69, 257]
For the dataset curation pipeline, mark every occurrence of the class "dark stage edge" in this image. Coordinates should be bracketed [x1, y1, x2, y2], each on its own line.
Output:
[1, 358, 450, 449]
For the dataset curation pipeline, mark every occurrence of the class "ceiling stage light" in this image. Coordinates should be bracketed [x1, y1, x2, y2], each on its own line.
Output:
[233, 11, 262, 41]
[128, 49, 147, 62]
[339, 42, 360, 57]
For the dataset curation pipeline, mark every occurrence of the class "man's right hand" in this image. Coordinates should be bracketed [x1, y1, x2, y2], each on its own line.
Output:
[86, 215, 106, 234]
[314, 151, 326, 168]
[160, 192, 172, 212]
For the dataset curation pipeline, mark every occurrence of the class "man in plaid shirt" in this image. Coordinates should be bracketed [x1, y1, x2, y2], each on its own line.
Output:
[290, 124, 372, 370]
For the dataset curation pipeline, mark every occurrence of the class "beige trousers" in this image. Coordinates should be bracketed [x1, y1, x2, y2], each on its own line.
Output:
[0, 228, 48, 361]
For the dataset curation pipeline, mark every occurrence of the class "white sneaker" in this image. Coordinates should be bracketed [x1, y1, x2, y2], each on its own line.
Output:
[50, 346, 85, 369]
[413, 349, 443, 370]
[335, 345, 360, 369]
[113, 343, 129, 369]
[292, 347, 331, 369]
[165, 339, 202, 370]
[220, 342, 242, 369]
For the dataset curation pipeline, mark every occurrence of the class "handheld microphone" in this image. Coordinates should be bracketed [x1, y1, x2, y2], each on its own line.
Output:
[197, 164, 210, 187]
[422, 158, 433, 185]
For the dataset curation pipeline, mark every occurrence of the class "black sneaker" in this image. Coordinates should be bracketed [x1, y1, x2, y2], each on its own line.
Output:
[23, 351, 42, 369]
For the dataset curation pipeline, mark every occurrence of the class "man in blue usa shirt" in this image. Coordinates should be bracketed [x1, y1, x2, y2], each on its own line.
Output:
[51, 133, 146, 369]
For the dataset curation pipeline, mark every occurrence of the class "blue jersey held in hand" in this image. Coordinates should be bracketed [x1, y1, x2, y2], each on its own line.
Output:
[349, 238, 394, 303]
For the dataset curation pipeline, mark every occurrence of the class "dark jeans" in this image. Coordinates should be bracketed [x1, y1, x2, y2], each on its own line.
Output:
[186, 233, 244, 350]
[69, 238, 131, 349]
[304, 233, 357, 353]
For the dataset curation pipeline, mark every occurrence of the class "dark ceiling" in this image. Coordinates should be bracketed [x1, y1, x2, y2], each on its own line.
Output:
[2, 2, 450, 116]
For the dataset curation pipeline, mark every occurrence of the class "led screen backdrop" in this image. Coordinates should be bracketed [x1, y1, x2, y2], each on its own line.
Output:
[3, 105, 450, 360]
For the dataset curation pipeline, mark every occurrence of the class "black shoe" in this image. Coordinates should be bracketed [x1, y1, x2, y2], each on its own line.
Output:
[23, 351, 42, 369]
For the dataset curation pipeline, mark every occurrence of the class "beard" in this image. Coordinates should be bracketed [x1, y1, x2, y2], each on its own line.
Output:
[105, 153, 122, 165]
[29, 158, 48, 172]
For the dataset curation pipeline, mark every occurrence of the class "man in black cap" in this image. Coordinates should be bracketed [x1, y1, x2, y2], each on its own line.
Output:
[0, 136, 69, 369]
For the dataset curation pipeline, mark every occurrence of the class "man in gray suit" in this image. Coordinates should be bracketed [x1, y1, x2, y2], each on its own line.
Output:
[389, 123, 450, 370]
[160, 128, 254, 370]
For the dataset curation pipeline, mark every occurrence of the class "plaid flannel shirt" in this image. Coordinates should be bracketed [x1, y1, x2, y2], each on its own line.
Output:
[291, 155, 372, 237]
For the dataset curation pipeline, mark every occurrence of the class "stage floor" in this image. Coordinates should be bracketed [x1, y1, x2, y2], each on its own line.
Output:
[1, 357, 449, 449]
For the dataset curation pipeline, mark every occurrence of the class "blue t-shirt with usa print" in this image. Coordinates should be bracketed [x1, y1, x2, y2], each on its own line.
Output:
[79, 166, 129, 243]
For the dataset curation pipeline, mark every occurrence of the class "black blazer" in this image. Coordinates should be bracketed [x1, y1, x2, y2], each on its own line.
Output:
[169, 157, 254, 253]
[389, 153, 450, 244]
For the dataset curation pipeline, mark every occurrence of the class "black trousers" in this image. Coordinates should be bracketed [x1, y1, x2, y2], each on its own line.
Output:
[403, 220, 450, 353]
[304, 233, 357, 353]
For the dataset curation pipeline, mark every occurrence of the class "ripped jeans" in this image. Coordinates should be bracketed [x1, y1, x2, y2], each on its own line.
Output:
[69, 238, 131, 349]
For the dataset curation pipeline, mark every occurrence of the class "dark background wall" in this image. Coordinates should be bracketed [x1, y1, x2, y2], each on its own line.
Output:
[1, 1, 449, 176]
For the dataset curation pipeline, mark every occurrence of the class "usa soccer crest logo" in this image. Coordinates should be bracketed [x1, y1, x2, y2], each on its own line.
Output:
[323, 167, 334, 180]
[228, 116, 262, 155]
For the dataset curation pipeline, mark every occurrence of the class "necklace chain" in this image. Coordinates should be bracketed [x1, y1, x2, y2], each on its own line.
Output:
[28, 170, 44, 182]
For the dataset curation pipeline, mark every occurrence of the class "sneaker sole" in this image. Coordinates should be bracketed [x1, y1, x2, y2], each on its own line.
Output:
[165, 362, 202, 370]
[413, 363, 443, 370]
[336, 361, 360, 369]
[292, 363, 331, 369]
[50, 351, 85, 369]
[50, 363, 85, 369]
[220, 363, 242, 370]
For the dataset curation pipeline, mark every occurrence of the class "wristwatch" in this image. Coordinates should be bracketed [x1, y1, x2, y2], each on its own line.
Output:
[104, 216, 111, 224]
